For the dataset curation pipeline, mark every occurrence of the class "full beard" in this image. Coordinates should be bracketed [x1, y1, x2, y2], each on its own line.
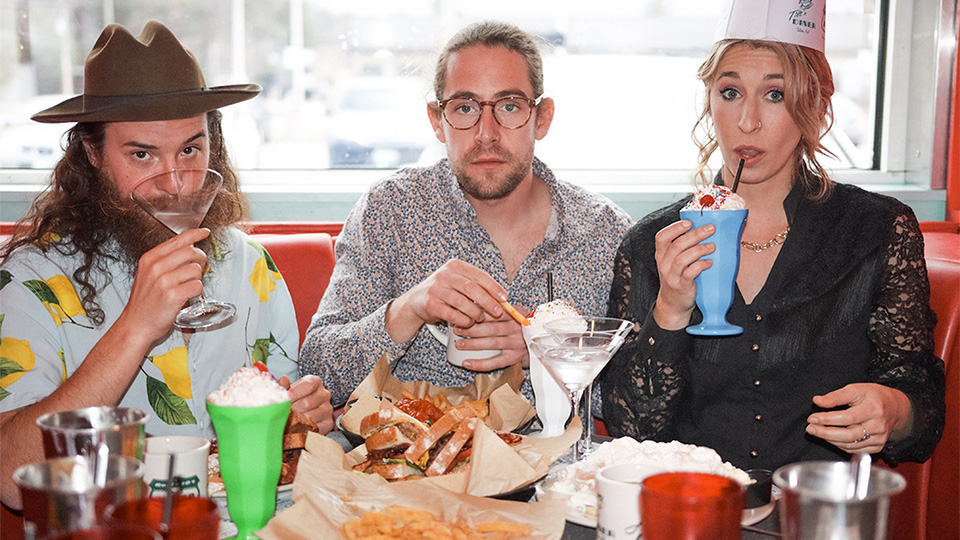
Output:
[451, 145, 532, 201]
[94, 171, 215, 273]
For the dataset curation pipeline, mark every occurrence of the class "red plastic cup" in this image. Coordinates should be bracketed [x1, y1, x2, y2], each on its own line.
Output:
[106, 495, 220, 540]
[640, 472, 744, 540]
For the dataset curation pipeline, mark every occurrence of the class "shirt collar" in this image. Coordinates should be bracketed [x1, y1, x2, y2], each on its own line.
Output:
[440, 156, 563, 242]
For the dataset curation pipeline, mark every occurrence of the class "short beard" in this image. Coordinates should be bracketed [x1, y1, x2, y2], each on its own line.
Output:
[451, 146, 531, 201]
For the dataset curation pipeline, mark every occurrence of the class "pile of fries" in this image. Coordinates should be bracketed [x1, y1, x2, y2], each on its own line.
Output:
[400, 389, 489, 421]
[342, 505, 533, 540]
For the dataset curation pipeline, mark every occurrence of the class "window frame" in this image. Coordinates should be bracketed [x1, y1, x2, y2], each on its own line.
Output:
[0, 0, 953, 223]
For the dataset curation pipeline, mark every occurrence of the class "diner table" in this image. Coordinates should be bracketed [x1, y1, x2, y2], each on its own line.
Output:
[315, 431, 784, 540]
[561, 507, 781, 539]
[4, 430, 781, 540]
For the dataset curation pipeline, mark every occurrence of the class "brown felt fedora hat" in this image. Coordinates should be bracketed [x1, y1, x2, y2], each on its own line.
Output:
[32, 20, 261, 123]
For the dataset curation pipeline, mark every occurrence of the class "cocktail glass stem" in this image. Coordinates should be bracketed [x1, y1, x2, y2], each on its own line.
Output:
[581, 384, 594, 456]
[568, 388, 587, 462]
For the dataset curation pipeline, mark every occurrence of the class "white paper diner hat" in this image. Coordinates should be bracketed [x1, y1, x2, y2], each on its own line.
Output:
[715, 0, 826, 53]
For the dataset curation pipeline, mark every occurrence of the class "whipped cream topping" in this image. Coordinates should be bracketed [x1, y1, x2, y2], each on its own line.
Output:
[547, 437, 751, 518]
[683, 185, 746, 211]
[526, 299, 583, 336]
[207, 367, 290, 407]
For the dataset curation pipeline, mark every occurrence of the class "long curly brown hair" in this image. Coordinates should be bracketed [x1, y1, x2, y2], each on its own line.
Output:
[1, 110, 250, 326]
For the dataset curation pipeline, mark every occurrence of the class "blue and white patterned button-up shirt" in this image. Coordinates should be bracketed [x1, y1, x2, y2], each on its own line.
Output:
[299, 157, 632, 407]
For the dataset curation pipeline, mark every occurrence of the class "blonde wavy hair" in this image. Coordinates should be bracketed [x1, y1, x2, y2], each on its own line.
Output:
[691, 39, 836, 200]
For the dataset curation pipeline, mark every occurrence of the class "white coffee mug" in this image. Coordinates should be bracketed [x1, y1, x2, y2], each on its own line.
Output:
[426, 323, 500, 367]
[597, 463, 668, 540]
[143, 435, 210, 497]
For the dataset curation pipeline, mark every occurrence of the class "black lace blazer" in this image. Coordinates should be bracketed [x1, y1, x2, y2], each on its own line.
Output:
[601, 181, 945, 470]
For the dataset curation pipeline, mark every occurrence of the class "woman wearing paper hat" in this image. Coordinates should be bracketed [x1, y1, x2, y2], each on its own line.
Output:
[601, 0, 944, 471]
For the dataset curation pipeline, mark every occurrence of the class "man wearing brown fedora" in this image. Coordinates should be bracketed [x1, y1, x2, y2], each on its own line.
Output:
[0, 21, 333, 509]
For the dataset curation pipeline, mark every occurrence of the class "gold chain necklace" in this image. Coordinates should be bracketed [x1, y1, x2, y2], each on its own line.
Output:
[741, 226, 791, 253]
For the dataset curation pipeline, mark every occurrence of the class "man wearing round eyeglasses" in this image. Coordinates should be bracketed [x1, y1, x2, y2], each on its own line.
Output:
[301, 21, 632, 408]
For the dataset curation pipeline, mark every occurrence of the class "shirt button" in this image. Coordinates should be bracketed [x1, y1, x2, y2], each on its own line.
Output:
[648, 337, 655, 346]
[750, 451, 759, 458]
[755, 414, 763, 422]
[754, 379, 762, 387]
[756, 314, 763, 321]
[752, 343, 760, 351]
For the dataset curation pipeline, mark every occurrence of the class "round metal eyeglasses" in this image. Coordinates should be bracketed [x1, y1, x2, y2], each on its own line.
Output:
[437, 95, 542, 130]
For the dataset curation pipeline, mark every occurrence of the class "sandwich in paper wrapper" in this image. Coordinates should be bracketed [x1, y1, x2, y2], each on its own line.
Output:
[334, 355, 579, 496]
[258, 433, 566, 539]
[340, 355, 537, 436]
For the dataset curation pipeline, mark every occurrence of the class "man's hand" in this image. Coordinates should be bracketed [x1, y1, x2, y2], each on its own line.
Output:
[278, 375, 334, 434]
[385, 259, 508, 344]
[122, 228, 210, 343]
[449, 308, 530, 371]
[805, 383, 913, 454]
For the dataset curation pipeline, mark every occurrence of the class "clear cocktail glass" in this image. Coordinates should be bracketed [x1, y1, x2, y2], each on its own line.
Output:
[521, 326, 571, 438]
[542, 316, 631, 458]
[205, 399, 290, 540]
[679, 208, 748, 336]
[130, 168, 236, 329]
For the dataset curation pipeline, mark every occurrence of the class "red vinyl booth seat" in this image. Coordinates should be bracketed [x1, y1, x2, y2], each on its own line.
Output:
[251, 232, 336, 347]
[882, 222, 959, 540]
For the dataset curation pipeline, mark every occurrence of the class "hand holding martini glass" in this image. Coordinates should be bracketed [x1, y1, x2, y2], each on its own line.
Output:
[130, 168, 236, 329]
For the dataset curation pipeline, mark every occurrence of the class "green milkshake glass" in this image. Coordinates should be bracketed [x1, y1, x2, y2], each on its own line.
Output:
[206, 399, 290, 540]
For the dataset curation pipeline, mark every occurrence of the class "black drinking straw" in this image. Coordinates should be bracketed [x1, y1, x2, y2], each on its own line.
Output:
[731, 158, 745, 193]
[546, 272, 554, 302]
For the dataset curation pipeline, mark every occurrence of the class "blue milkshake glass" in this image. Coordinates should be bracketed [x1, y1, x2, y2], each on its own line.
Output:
[679, 208, 748, 336]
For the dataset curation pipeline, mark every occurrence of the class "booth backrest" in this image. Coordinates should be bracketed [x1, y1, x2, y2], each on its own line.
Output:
[246, 220, 345, 238]
[251, 232, 336, 347]
[919, 223, 959, 540]
[0, 221, 957, 540]
[883, 222, 960, 540]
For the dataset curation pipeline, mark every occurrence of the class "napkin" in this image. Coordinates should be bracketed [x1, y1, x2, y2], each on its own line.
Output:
[521, 328, 570, 437]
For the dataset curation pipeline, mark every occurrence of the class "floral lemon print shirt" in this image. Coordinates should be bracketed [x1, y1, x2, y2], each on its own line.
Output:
[0, 228, 299, 439]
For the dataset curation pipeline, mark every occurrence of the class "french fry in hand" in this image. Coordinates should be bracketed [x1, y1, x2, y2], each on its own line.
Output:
[500, 301, 531, 326]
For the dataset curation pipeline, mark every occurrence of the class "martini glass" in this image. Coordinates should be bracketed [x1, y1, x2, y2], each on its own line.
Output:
[130, 168, 236, 329]
[542, 316, 631, 458]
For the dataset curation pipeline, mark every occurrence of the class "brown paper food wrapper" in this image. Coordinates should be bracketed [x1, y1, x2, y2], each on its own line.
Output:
[308, 409, 578, 496]
[257, 434, 568, 540]
[340, 355, 536, 434]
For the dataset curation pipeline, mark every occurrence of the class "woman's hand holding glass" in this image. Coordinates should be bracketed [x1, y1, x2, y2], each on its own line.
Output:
[652, 219, 718, 330]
